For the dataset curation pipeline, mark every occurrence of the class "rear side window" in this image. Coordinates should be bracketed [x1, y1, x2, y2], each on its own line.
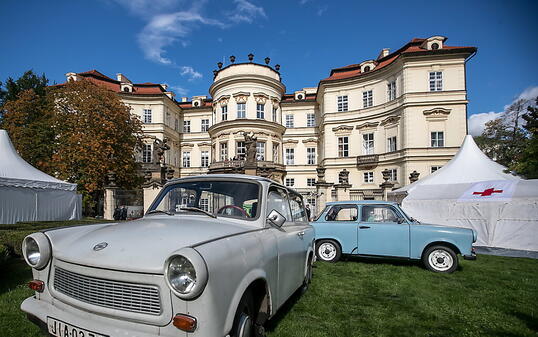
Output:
[267, 187, 292, 222]
[289, 193, 308, 222]
[325, 205, 358, 221]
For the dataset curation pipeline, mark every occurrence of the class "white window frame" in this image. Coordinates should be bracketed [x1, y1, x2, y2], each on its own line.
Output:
[220, 142, 228, 161]
[363, 133, 374, 155]
[272, 143, 279, 163]
[143, 109, 152, 123]
[272, 107, 277, 122]
[201, 151, 209, 167]
[236, 141, 246, 160]
[285, 114, 294, 128]
[200, 198, 209, 212]
[387, 136, 397, 152]
[182, 152, 191, 168]
[142, 144, 152, 163]
[285, 148, 295, 165]
[363, 172, 374, 183]
[338, 136, 349, 157]
[362, 90, 373, 108]
[183, 120, 191, 133]
[389, 168, 397, 182]
[429, 71, 443, 91]
[256, 104, 265, 119]
[307, 147, 316, 165]
[201, 119, 209, 132]
[237, 103, 246, 119]
[307, 113, 315, 127]
[285, 178, 295, 187]
[221, 105, 228, 121]
[307, 178, 316, 187]
[431, 131, 444, 147]
[337, 95, 348, 112]
[256, 142, 265, 161]
[387, 81, 396, 101]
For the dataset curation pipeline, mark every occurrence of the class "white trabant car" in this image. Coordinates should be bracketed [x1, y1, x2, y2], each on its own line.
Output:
[21, 175, 315, 337]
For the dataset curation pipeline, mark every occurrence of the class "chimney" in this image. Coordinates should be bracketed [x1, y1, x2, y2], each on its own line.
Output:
[65, 72, 78, 82]
[116, 73, 132, 83]
[161, 83, 168, 90]
[377, 48, 390, 60]
[165, 92, 175, 99]
[181, 97, 188, 102]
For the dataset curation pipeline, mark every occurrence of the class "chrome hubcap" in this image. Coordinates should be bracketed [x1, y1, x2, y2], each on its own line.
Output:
[429, 249, 453, 271]
[319, 243, 336, 261]
[238, 313, 252, 337]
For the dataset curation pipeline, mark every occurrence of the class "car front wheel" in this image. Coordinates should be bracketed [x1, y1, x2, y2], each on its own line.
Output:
[423, 245, 458, 273]
[316, 240, 341, 262]
[231, 291, 255, 337]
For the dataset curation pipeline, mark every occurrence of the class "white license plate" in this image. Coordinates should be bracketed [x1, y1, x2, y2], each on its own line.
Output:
[47, 317, 109, 337]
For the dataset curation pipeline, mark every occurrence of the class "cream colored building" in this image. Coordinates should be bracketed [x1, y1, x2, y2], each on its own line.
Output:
[66, 36, 476, 213]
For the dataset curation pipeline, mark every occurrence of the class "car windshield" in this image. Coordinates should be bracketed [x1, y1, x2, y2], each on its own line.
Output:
[149, 180, 260, 219]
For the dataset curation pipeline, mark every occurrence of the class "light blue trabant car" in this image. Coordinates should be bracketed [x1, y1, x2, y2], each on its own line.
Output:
[312, 201, 477, 273]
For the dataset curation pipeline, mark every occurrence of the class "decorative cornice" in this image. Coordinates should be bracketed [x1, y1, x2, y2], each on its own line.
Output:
[423, 107, 451, 116]
[198, 142, 211, 147]
[217, 95, 230, 106]
[233, 92, 250, 103]
[332, 125, 354, 132]
[283, 139, 299, 144]
[356, 122, 379, 130]
[182, 143, 194, 147]
[380, 116, 400, 126]
[254, 93, 269, 104]
[302, 138, 318, 144]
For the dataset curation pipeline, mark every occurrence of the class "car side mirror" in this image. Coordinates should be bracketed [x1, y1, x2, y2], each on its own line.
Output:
[267, 210, 286, 228]
[397, 217, 406, 224]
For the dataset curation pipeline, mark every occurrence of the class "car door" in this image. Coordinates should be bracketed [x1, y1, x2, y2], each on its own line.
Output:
[266, 186, 305, 308]
[357, 204, 410, 257]
[317, 204, 359, 254]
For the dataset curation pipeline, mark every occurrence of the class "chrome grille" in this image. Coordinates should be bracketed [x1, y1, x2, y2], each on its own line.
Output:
[53, 267, 161, 315]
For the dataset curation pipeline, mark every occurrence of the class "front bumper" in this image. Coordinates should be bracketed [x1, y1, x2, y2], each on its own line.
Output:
[463, 247, 477, 260]
[21, 296, 186, 337]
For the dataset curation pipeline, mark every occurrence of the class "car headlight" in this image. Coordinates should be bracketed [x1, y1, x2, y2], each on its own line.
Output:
[165, 248, 208, 300]
[22, 233, 52, 270]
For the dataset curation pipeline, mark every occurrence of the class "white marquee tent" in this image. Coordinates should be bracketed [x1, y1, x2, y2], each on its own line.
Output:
[0, 130, 81, 224]
[391, 135, 538, 253]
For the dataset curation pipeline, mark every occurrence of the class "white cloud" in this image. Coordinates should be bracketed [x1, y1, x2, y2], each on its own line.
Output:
[468, 86, 538, 136]
[180, 66, 203, 81]
[227, 0, 266, 24]
[170, 85, 189, 96]
[317, 5, 328, 16]
[468, 111, 503, 136]
[299, 0, 310, 4]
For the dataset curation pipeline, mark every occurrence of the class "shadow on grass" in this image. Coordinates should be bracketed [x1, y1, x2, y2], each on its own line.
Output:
[0, 258, 32, 296]
[264, 285, 303, 333]
[513, 311, 538, 333]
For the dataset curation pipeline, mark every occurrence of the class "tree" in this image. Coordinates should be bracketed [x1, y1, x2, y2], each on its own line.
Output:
[50, 79, 143, 213]
[512, 97, 538, 178]
[1, 70, 49, 105]
[1, 89, 56, 173]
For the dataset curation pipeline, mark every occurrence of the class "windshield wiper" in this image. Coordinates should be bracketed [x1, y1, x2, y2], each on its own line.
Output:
[179, 207, 216, 218]
[146, 209, 174, 216]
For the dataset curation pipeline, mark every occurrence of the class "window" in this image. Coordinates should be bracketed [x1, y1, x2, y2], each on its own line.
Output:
[272, 143, 279, 163]
[143, 109, 152, 123]
[142, 144, 152, 163]
[285, 148, 295, 165]
[364, 172, 374, 183]
[201, 119, 209, 132]
[337, 95, 348, 112]
[307, 113, 315, 127]
[307, 178, 316, 187]
[256, 142, 265, 161]
[201, 151, 209, 167]
[272, 107, 277, 122]
[431, 165, 442, 173]
[285, 114, 294, 128]
[174, 118, 179, 131]
[183, 120, 191, 133]
[307, 147, 316, 165]
[338, 137, 349, 157]
[429, 71, 443, 91]
[285, 178, 295, 187]
[267, 187, 292, 223]
[362, 90, 373, 108]
[221, 105, 228, 121]
[289, 193, 308, 222]
[361, 205, 400, 223]
[363, 133, 374, 154]
[237, 103, 246, 118]
[387, 136, 397, 152]
[256, 104, 265, 119]
[220, 142, 228, 161]
[236, 141, 246, 160]
[182, 152, 190, 168]
[387, 81, 396, 101]
[325, 205, 358, 221]
[431, 131, 444, 147]
[200, 198, 209, 212]
[388, 168, 398, 182]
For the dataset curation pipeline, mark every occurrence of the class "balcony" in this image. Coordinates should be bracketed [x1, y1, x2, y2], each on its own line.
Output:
[356, 154, 379, 169]
[208, 159, 285, 178]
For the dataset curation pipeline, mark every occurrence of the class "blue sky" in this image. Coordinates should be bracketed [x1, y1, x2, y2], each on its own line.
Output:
[1, 0, 537, 135]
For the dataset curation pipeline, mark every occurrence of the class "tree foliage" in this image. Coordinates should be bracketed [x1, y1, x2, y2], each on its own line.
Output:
[511, 98, 538, 178]
[51, 79, 143, 199]
[1, 70, 49, 104]
[1, 89, 55, 173]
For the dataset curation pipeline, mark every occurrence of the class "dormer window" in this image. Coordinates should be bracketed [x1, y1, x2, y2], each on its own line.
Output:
[297, 94, 303, 100]
[363, 66, 371, 72]
[123, 87, 130, 92]
[360, 61, 376, 73]
[431, 43, 440, 50]
[422, 36, 446, 50]
[194, 101, 199, 107]
[294, 90, 306, 100]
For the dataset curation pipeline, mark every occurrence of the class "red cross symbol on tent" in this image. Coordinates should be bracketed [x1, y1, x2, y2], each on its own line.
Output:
[473, 188, 503, 197]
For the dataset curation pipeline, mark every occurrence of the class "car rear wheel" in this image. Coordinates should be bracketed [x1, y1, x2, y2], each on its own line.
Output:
[423, 245, 458, 273]
[316, 240, 341, 262]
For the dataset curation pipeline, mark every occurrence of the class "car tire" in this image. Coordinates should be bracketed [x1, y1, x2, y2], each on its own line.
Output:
[300, 255, 313, 294]
[231, 290, 256, 337]
[423, 245, 458, 273]
[316, 240, 341, 262]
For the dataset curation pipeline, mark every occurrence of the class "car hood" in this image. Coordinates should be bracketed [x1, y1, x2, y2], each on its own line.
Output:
[45, 215, 258, 274]
[413, 222, 476, 241]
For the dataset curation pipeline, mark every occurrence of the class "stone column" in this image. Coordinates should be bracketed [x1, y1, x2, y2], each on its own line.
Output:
[334, 184, 351, 201]
[315, 167, 333, 212]
[143, 185, 162, 212]
[104, 187, 118, 220]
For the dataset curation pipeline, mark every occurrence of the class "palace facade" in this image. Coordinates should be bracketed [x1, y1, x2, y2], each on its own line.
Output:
[64, 36, 476, 213]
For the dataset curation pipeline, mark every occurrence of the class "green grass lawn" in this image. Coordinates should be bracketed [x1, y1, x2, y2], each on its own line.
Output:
[1, 255, 537, 337]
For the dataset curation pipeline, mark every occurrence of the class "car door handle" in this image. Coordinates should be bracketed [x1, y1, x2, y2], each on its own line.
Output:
[297, 231, 305, 238]
[359, 226, 370, 229]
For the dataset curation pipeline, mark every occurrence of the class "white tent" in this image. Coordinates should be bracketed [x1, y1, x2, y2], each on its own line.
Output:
[391, 135, 538, 252]
[0, 130, 81, 224]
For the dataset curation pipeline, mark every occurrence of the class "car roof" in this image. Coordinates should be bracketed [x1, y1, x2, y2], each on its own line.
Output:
[164, 174, 277, 186]
[326, 200, 399, 206]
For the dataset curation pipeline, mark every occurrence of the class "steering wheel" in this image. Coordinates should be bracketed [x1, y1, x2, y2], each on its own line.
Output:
[216, 205, 248, 218]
